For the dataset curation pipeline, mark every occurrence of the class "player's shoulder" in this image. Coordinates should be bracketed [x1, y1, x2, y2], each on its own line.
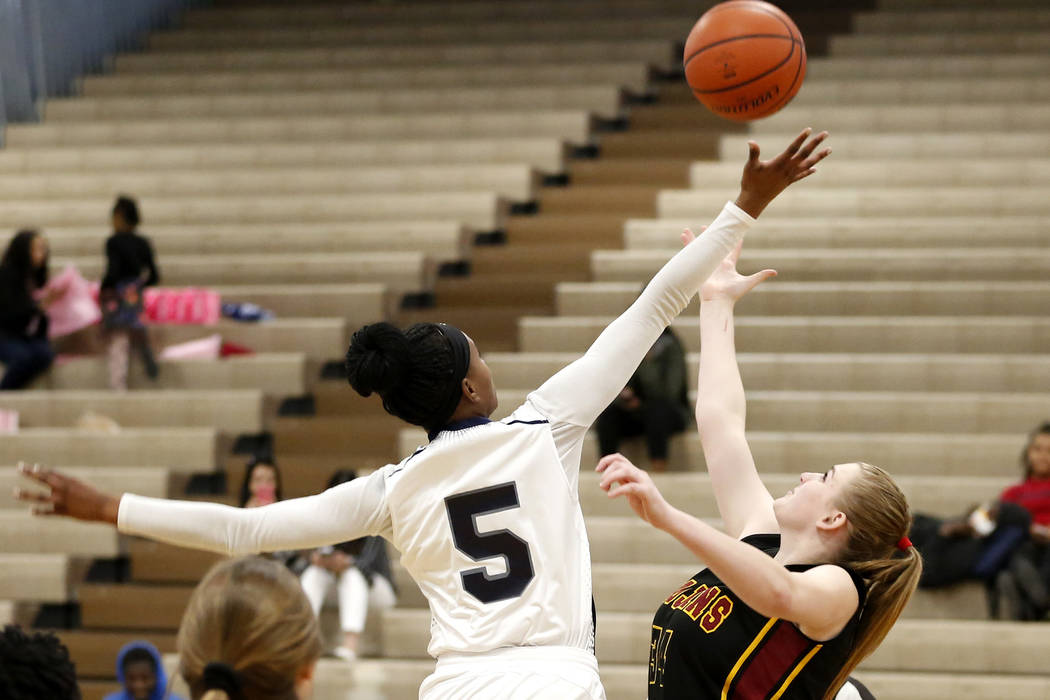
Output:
[501, 399, 553, 428]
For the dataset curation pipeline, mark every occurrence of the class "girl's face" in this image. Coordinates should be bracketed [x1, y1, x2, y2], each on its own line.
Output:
[1027, 433, 1050, 480]
[773, 462, 862, 535]
[29, 235, 48, 269]
[249, 464, 278, 505]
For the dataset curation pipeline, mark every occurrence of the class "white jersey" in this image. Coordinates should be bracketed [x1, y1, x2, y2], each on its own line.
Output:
[116, 201, 753, 661]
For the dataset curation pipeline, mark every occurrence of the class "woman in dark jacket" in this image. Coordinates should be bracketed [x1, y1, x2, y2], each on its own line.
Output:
[0, 230, 60, 389]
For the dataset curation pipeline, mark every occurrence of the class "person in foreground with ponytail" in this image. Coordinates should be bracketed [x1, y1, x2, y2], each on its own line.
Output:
[597, 241, 922, 700]
[178, 557, 321, 700]
[14, 128, 830, 700]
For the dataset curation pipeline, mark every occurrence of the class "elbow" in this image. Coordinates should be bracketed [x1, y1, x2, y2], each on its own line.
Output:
[695, 405, 731, 442]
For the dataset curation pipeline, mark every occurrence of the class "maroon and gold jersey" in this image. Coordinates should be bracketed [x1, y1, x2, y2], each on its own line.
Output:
[648, 534, 867, 700]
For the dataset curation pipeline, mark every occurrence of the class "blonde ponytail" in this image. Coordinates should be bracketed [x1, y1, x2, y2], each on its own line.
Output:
[178, 557, 322, 700]
[825, 463, 923, 700]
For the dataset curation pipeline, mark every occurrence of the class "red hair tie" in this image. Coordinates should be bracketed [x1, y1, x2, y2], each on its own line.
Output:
[897, 536, 912, 551]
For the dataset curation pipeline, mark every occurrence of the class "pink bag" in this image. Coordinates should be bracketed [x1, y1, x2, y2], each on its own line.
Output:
[40, 266, 102, 339]
[143, 288, 221, 325]
[159, 334, 222, 360]
[0, 409, 18, 434]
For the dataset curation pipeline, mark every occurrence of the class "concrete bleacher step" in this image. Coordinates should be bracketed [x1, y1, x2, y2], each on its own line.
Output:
[61, 252, 434, 296]
[6, 111, 594, 148]
[880, 0, 1045, 8]
[58, 630, 177, 678]
[114, 38, 678, 74]
[47, 221, 471, 263]
[592, 247, 1050, 282]
[0, 510, 121, 556]
[2, 192, 505, 231]
[853, 8, 1050, 33]
[787, 77, 1050, 106]
[0, 138, 568, 174]
[806, 53, 1050, 80]
[0, 554, 71, 603]
[379, 609, 1050, 673]
[624, 216, 1050, 250]
[485, 350, 1050, 394]
[398, 427, 1022, 478]
[128, 539, 224, 584]
[180, 0, 699, 26]
[0, 163, 540, 203]
[0, 428, 218, 471]
[215, 284, 392, 323]
[557, 281, 1050, 318]
[659, 186, 1050, 219]
[482, 389, 1050, 435]
[752, 103, 1050, 133]
[79, 583, 194, 630]
[81, 62, 652, 97]
[113, 319, 346, 362]
[830, 31, 1050, 56]
[689, 159, 1050, 188]
[46, 84, 625, 122]
[27, 354, 308, 395]
[145, 18, 688, 51]
[0, 390, 264, 433]
[520, 316, 1050, 355]
[0, 467, 169, 509]
[718, 132, 1050, 159]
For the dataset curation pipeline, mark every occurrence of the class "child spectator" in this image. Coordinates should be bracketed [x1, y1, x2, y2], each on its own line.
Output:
[0, 624, 79, 699]
[299, 470, 398, 662]
[237, 455, 306, 574]
[103, 640, 185, 700]
[596, 327, 690, 472]
[100, 195, 160, 391]
[0, 230, 60, 389]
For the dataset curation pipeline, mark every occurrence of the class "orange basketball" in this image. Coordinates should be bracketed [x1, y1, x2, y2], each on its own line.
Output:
[683, 0, 806, 122]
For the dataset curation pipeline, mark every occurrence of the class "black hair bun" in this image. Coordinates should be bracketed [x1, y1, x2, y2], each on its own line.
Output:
[345, 322, 410, 397]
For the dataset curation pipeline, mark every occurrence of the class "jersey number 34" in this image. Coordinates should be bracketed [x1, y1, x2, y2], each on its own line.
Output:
[445, 482, 536, 604]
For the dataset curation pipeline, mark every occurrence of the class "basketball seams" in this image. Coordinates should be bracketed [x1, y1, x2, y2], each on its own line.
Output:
[687, 36, 800, 94]
[683, 0, 798, 65]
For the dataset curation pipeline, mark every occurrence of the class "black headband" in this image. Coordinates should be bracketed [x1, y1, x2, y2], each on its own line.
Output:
[430, 323, 471, 434]
[202, 662, 243, 699]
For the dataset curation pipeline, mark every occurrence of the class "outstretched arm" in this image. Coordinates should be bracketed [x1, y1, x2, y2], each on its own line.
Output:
[530, 129, 830, 431]
[597, 455, 858, 641]
[14, 463, 391, 554]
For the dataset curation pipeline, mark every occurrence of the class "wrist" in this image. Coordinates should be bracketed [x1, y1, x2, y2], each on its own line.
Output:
[101, 495, 121, 526]
[734, 191, 772, 219]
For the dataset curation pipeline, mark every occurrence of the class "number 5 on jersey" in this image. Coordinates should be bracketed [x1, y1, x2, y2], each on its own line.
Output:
[445, 482, 536, 604]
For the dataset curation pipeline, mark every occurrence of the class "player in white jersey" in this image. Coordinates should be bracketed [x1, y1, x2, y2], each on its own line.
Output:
[15, 129, 829, 700]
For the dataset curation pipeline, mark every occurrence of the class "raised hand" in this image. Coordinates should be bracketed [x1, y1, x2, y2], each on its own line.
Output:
[596, 453, 672, 529]
[13, 462, 120, 524]
[734, 128, 830, 218]
[701, 242, 776, 304]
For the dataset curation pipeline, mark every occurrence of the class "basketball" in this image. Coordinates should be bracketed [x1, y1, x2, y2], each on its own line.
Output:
[683, 0, 807, 122]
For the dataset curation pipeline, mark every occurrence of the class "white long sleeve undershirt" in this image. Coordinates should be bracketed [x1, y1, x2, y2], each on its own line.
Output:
[117, 201, 754, 555]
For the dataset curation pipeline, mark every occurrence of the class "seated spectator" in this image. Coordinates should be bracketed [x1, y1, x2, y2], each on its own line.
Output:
[596, 327, 690, 472]
[238, 455, 306, 574]
[238, 455, 281, 509]
[104, 640, 185, 700]
[0, 230, 61, 389]
[101, 195, 160, 391]
[299, 469, 398, 663]
[0, 624, 79, 699]
[997, 421, 1050, 620]
[177, 557, 321, 700]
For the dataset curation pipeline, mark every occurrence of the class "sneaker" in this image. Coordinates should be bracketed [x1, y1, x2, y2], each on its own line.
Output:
[332, 646, 356, 663]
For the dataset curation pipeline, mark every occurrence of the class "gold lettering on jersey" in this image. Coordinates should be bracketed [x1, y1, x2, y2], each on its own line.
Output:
[663, 579, 735, 634]
[700, 596, 733, 633]
[664, 578, 697, 605]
